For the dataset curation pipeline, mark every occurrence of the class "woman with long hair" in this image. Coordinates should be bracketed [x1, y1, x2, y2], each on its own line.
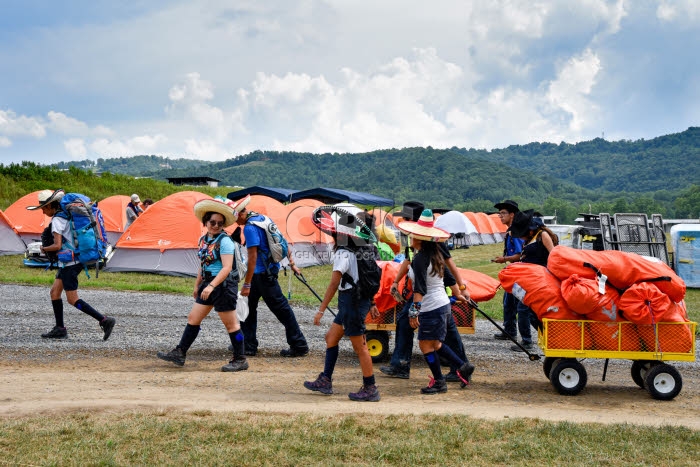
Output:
[397, 209, 474, 394]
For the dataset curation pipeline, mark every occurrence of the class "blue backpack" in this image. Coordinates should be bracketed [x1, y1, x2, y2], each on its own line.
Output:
[56, 193, 109, 277]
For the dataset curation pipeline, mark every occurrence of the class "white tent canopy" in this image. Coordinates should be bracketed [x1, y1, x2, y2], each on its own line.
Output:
[435, 211, 479, 247]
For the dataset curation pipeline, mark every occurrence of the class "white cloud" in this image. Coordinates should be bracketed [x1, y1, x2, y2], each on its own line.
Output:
[64, 138, 87, 158]
[546, 49, 601, 131]
[657, 0, 700, 22]
[47, 111, 89, 135]
[0, 110, 46, 138]
[0, 136, 11, 148]
[89, 134, 167, 158]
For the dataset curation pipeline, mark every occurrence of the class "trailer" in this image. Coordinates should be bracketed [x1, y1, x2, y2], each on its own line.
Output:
[539, 318, 696, 400]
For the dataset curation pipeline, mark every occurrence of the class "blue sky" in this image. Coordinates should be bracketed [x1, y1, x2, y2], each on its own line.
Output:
[1, 0, 699, 164]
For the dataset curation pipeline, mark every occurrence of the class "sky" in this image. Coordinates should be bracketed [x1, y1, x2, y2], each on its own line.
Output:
[1, 0, 699, 165]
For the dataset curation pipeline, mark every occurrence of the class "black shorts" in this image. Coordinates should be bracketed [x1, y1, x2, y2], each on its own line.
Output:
[195, 277, 238, 312]
[55, 263, 84, 292]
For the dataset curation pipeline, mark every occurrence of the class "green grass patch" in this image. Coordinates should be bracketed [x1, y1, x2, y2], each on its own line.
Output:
[0, 412, 698, 465]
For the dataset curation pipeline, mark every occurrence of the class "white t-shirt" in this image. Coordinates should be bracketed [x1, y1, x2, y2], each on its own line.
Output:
[408, 257, 450, 313]
[51, 216, 78, 266]
[332, 248, 359, 292]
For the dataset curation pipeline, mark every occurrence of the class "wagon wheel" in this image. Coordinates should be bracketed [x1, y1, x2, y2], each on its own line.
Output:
[630, 360, 656, 389]
[366, 331, 390, 363]
[543, 357, 556, 380]
[550, 359, 587, 396]
[644, 364, 683, 401]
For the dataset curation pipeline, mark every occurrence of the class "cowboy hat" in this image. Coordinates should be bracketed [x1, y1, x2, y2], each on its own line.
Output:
[509, 209, 544, 238]
[395, 201, 424, 222]
[311, 205, 377, 243]
[193, 198, 237, 227]
[26, 189, 65, 210]
[397, 209, 450, 242]
[494, 199, 519, 213]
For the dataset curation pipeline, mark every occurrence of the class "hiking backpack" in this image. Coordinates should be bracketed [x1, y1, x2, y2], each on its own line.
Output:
[201, 233, 248, 282]
[339, 246, 382, 300]
[247, 214, 289, 265]
[55, 193, 109, 277]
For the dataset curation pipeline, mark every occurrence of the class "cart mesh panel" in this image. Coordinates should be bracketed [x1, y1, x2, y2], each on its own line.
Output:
[545, 320, 694, 353]
[451, 301, 475, 328]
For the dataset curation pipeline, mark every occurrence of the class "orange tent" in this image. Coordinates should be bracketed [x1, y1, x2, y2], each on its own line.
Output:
[97, 195, 131, 244]
[464, 212, 494, 244]
[285, 199, 334, 267]
[105, 191, 212, 276]
[0, 209, 26, 255]
[4, 191, 52, 243]
[477, 212, 503, 242]
[488, 213, 508, 233]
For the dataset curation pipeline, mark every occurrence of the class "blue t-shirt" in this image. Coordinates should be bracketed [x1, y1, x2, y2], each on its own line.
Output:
[244, 214, 280, 274]
[201, 235, 234, 276]
[504, 232, 524, 256]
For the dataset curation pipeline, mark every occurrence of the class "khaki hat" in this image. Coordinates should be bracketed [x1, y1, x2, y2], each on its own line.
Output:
[26, 189, 65, 210]
[131, 194, 141, 203]
[193, 199, 237, 227]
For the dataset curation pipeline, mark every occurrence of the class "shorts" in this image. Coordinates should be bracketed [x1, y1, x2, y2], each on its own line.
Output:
[55, 263, 83, 292]
[333, 290, 370, 337]
[195, 277, 238, 312]
[417, 304, 450, 341]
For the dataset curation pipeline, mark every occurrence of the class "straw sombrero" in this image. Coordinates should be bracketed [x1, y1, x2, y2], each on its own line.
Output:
[193, 198, 237, 227]
[227, 194, 251, 215]
[397, 209, 450, 242]
[26, 189, 65, 210]
[311, 205, 377, 243]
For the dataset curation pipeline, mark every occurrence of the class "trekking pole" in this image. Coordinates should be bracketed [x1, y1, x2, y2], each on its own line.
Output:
[468, 299, 541, 361]
[287, 265, 292, 300]
[294, 273, 336, 317]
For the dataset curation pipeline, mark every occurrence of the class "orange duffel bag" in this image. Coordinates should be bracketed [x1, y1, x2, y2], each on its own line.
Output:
[547, 246, 686, 302]
[560, 274, 622, 321]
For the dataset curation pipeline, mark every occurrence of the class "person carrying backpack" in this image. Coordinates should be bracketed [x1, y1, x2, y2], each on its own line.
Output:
[157, 198, 248, 371]
[27, 189, 116, 341]
[303, 205, 381, 401]
[233, 195, 309, 357]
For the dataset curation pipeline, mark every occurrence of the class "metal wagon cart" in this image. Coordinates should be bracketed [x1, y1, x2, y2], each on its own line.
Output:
[539, 318, 697, 400]
[364, 300, 476, 362]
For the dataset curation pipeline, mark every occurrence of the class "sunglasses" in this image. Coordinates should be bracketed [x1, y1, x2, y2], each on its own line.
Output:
[498, 211, 510, 216]
[208, 220, 225, 227]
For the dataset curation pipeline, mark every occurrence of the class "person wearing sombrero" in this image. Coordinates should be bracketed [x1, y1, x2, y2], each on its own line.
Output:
[234, 195, 309, 358]
[157, 198, 249, 371]
[491, 200, 525, 342]
[507, 208, 559, 352]
[380, 201, 470, 382]
[303, 206, 381, 401]
[397, 209, 475, 394]
[27, 189, 117, 341]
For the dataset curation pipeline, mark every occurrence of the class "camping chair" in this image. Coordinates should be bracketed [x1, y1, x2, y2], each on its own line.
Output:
[599, 213, 670, 266]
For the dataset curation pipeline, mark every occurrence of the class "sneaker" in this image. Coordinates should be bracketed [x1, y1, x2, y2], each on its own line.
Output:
[511, 342, 536, 352]
[41, 326, 67, 339]
[421, 377, 447, 394]
[221, 358, 249, 372]
[280, 347, 309, 358]
[348, 384, 380, 402]
[304, 373, 333, 395]
[379, 365, 410, 379]
[494, 332, 513, 340]
[157, 347, 186, 366]
[100, 317, 116, 341]
[457, 362, 475, 387]
[444, 371, 461, 383]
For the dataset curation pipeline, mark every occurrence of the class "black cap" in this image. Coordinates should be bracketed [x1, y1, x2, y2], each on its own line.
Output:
[398, 201, 424, 222]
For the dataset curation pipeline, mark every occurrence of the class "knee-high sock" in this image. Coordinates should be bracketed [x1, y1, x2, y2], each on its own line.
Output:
[74, 299, 104, 322]
[178, 324, 200, 353]
[229, 330, 245, 359]
[323, 345, 339, 379]
[437, 344, 464, 368]
[424, 351, 443, 380]
[51, 299, 65, 328]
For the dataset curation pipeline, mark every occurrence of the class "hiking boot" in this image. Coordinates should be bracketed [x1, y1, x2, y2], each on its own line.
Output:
[100, 317, 116, 341]
[457, 362, 475, 387]
[157, 347, 186, 366]
[511, 342, 536, 352]
[444, 371, 461, 383]
[221, 358, 249, 372]
[421, 377, 447, 394]
[280, 347, 309, 358]
[379, 365, 410, 379]
[304, 373, 333, 395]
[494, 332, 513, 340]
[348, 384, 380, 402]
[41, 326, 67, 339]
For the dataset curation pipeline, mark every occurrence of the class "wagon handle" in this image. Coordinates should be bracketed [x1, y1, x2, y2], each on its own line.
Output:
[295, 273, 336, 317]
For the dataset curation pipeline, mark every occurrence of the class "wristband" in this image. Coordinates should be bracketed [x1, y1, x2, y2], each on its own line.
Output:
[458, 284, 467, 291]
[408, 303, 420, 319]
[242, 283, 251, 289]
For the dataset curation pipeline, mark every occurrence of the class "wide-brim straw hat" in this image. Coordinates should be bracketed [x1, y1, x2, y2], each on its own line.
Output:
[26, 189, 65, 210]
[193, 198, 237, 227]
[397, 209, 450, 242]
[227, 194, 251, 215]
[311, 205, 377, 243]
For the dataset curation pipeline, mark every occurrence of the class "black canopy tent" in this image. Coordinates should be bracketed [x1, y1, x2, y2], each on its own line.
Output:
[289, 187, 394, 207]
[227, 186, 298, 203]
